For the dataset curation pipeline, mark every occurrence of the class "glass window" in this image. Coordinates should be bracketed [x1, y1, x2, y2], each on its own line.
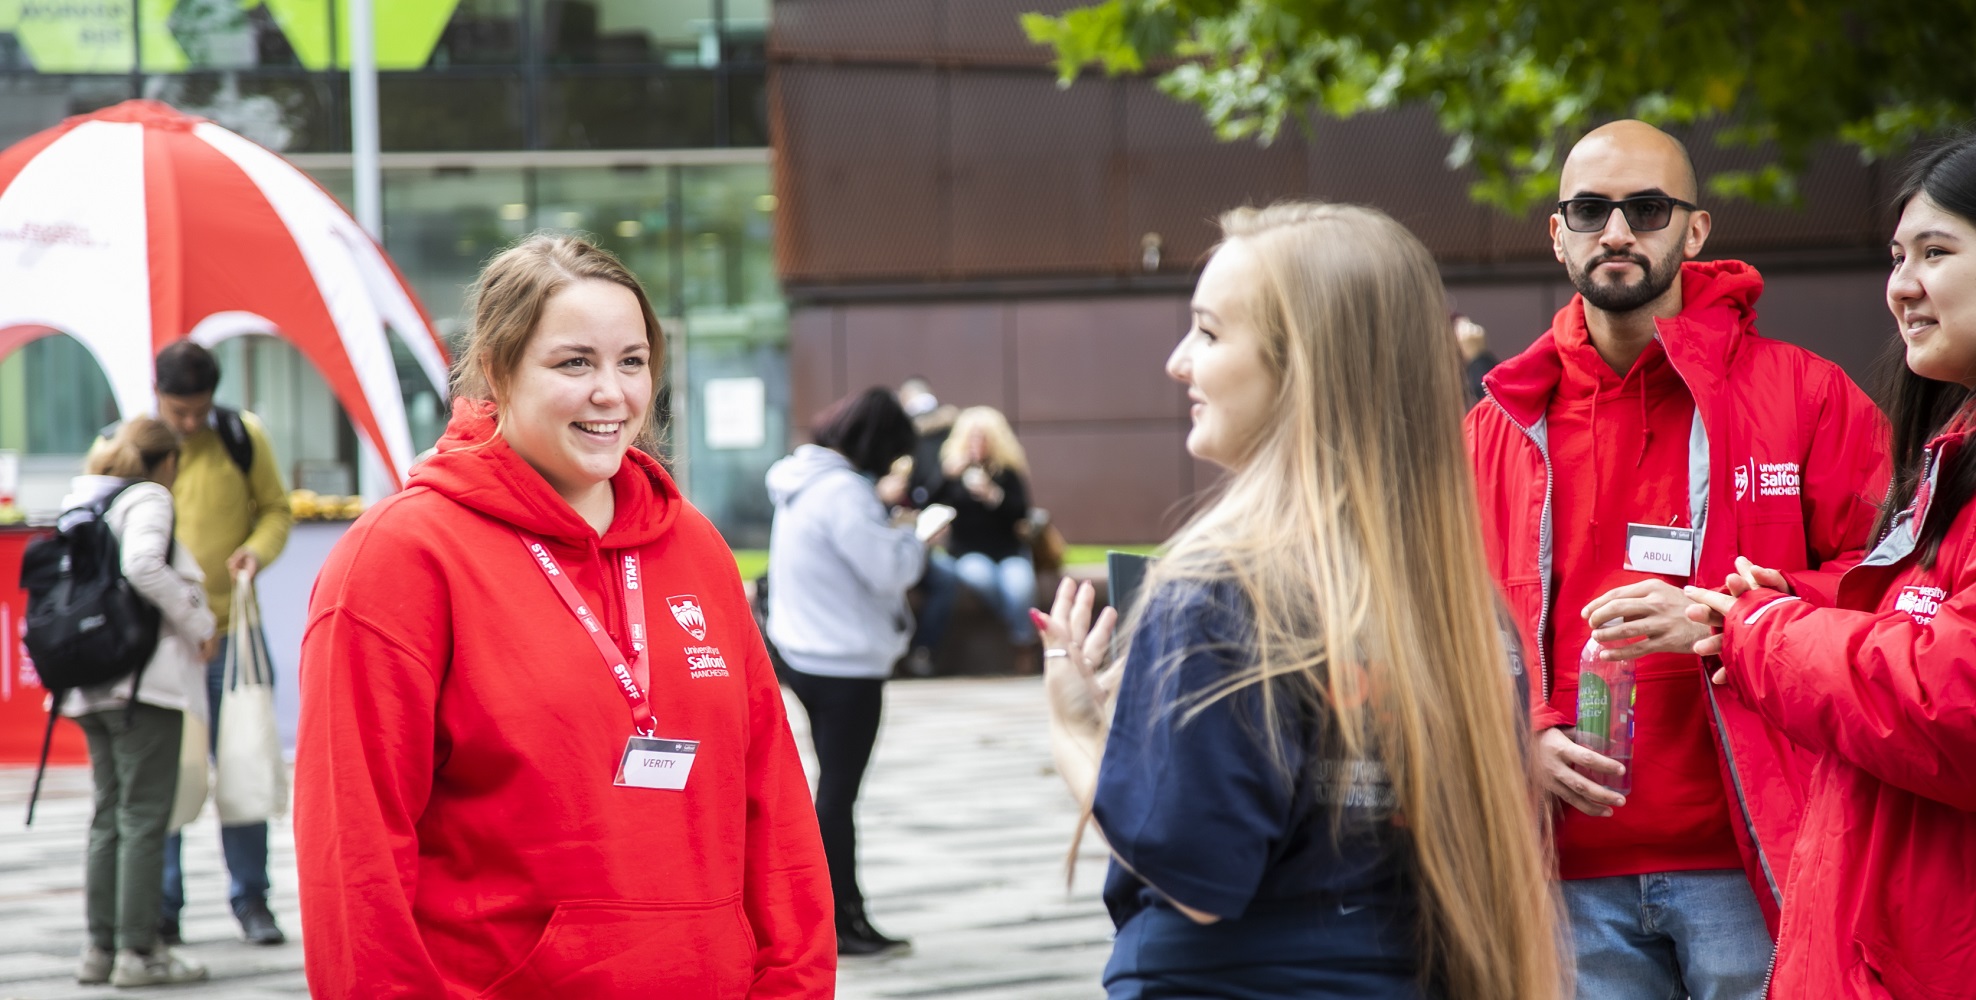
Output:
[210, 335, 355, 491]
[145, 72, 340, 153]
[0, 336, 118, 455]
[377, 167, 532, 340]
[0, 76, 131, 149]
[675, 163, 785, 545]
[543, 0, 716, 67]
[541, 70, 717, 149]
[379, 73, 527, 151]
[165, 0, 303, 71]
[532, 165, 678, 308]
[428, 0, 523, 68]
[722, 0, 769, 64]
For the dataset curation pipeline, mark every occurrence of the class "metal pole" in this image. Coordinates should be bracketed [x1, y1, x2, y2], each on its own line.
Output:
[350, 0, 381, 239]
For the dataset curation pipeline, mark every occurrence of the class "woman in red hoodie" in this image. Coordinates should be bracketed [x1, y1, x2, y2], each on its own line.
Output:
[294, 234, 833, 998]
[1686, 136, 1976, 998]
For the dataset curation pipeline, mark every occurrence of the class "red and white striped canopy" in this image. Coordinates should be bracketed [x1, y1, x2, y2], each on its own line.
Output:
[0, 99, 448, 488]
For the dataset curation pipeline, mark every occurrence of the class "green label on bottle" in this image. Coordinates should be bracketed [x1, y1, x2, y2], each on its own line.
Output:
[1578, 672, 1611, 740]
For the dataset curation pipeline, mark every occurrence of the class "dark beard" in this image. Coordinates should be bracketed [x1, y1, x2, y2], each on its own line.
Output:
[1568, 243, 1683, 314]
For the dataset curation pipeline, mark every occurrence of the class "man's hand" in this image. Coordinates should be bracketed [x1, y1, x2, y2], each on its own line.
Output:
[1535, 726, 1627, 817]
[1583, 579, 1713, 660]
[226, 547, 260, 582]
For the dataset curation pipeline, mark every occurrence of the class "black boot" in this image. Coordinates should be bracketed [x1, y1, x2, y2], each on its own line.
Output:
[235, 898, 286, 945]
[836, 909, 909, 957]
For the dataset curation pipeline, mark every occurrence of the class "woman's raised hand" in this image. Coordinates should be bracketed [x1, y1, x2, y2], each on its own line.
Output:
[1034, 576, 1119, 739]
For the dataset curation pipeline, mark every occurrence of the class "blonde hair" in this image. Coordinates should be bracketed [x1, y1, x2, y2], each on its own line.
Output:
[455, 233, 667, 450]
[940, 406, 1028, 477]
[1130, 202, 1564, 999]
[86, 416, 179, 481]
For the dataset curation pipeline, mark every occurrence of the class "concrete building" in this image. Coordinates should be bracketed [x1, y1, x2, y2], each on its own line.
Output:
[770, 0, 1901, 544]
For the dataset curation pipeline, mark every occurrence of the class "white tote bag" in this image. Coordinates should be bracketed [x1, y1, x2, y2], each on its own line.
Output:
[214, 576, 289, 824]
[166, 711, 209, 832]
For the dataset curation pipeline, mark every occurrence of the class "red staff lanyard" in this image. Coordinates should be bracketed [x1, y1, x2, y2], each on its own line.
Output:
[518, 533, 654, 736]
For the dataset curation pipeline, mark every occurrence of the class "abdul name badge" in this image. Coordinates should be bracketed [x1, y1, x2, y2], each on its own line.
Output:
[519, 534, 698, 791]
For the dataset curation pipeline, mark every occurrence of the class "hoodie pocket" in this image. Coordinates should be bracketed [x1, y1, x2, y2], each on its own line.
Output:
[478, 895, 757, 999]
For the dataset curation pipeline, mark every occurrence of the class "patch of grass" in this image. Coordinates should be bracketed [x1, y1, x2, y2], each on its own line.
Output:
[1061, 544, 1159, 567]
[733, 549, 769, 581]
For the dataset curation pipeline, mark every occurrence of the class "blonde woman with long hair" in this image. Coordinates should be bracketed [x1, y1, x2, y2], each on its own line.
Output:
[920, 405, 1038, 647]
[1041, 203, 1563, 999]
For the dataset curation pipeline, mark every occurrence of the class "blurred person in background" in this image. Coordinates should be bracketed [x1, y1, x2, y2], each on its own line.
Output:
[1454, 314, 1499, 406]
[64, 418, 215, 987]
[294, 234, 832, 997]
[766, 387, 932, 956]
[894, 376, 961, 674]
[896, 376, 957, 509]
[148, 340, 292, 948]
[918, 406, 1037, 655]
[1043, 202, 1564, 999]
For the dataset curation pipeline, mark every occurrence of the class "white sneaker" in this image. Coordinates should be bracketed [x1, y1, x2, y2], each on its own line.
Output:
[108, 946, 208, 987]
[76, 945, 113, 984]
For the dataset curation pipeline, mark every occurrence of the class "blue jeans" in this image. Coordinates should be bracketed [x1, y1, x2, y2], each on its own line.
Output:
[915, 552, 1039, 651]
[1562, 871, 1773, 1000]
[161, 634, 273, 920]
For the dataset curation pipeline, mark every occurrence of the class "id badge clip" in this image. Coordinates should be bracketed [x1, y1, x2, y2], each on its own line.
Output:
[616, 737, 699, 790]
[1624, 523, 1696, 577]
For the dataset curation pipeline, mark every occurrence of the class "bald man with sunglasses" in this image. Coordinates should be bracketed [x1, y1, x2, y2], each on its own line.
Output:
[1466, 121, 1890, 999]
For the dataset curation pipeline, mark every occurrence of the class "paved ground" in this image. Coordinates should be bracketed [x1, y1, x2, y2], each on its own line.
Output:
[0, 677, 1112, 998]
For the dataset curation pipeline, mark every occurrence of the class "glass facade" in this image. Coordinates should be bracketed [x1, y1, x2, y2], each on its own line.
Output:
[0, 0, 785, 544]
[0, 1, 769, 154]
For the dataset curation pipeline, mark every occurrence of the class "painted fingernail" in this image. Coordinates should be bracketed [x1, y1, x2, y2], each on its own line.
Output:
[1028, 609, 1049, 632]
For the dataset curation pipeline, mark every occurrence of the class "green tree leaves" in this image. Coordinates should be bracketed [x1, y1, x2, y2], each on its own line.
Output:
[1023, 0, 1976, 211]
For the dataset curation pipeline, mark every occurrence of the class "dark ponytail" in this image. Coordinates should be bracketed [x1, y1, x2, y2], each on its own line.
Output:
[1873, 134, 1976, 567]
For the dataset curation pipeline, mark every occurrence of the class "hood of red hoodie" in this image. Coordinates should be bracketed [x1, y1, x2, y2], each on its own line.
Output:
[1484, 259, 1765, 427]
[408, 398, 680, 548]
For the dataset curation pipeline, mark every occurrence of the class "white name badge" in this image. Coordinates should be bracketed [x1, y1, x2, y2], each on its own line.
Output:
[615, 737, 699, 791]
[1624, 523, 1696, 577]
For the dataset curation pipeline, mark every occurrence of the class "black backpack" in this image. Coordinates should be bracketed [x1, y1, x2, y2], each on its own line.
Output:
[17, 481, 171, 824]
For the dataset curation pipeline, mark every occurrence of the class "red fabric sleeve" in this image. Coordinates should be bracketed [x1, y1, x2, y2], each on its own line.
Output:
[737, 623, 836, 997]
[1722, 585, 1976, 811]
[295, 605, 464, 999]
[1781, 366, 1891, 606]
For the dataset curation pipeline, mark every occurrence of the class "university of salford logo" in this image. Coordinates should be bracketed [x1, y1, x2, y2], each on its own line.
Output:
[668, 595, 707, 640]
[1734, 462, 1751, 502]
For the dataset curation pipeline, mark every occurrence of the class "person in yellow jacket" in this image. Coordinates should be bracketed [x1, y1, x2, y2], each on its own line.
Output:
[149, 340, 292, 947]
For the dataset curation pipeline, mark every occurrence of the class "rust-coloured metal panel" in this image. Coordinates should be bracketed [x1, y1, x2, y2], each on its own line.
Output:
[1022, 425, 1194, 544]
[1125, 85, 1309, 275]
[1751, 269, 1899, 387]
[788, 305, 841, 435]
[840, 302, 1014, 414]
[772, 65, 945, 282]
[949, 74, 1122, 274]
[1013, 297, 1188, 423]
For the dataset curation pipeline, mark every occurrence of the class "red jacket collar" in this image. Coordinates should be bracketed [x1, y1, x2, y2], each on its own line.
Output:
[1484, 259, 1765, 427]
[408, 397, 682, 548]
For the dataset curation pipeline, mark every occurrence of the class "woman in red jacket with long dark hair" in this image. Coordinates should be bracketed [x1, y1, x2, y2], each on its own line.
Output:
[1687, 136, 1976, 998]
[294, 234, 833, 998]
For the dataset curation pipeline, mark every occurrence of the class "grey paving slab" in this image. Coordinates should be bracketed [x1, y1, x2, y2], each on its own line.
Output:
[0, 677, 1111, 998]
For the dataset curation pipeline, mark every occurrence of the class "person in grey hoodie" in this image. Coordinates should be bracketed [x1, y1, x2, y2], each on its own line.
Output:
[765, 387, 927, 957]
[61, 417, 214, 988]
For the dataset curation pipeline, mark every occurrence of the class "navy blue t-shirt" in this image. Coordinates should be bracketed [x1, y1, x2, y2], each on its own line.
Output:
[1092, 581, 1423, 999]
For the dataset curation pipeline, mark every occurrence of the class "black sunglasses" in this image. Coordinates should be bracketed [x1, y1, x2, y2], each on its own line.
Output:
[1557, 195, 1700, 233]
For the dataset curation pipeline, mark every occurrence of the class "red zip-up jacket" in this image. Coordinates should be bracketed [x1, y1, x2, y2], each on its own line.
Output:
[295, 400, 833, 999]
[1466, 260, 1890, 934]
[1720, 419, 1976, 999]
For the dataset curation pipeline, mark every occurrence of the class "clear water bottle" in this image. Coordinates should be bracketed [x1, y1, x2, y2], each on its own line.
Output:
[1572, 634, 1634, 797]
